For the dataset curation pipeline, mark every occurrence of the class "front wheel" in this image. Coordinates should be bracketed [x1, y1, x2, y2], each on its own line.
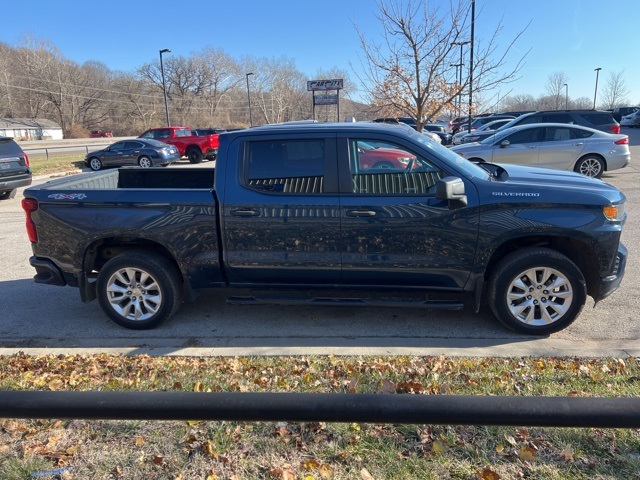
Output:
[89, 157, 103, 171]
[187, 148, 203, 164]
[96, 251, 183, 329]
[487, 247, 587, 335]
[574, 155, 604, 178]
[138, 155, 152, 168]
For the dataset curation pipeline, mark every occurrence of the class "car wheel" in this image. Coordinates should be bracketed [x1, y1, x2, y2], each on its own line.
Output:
[487, 247, 586, 335]
[96, 250, 183, 329]
[89, 157, 103, 171]
[187, 148, 203, 164]
[574, 155, 604, 178]
[138, 156, 152, 168]
[0, 189, 16, 200]
[372, 161, 394, 169]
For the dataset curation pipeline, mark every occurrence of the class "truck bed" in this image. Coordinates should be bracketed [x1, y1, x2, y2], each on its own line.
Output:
[35, 167, 215, 191]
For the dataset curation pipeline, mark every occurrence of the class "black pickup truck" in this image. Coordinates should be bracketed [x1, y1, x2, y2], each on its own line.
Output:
[22, 123, 627, 335]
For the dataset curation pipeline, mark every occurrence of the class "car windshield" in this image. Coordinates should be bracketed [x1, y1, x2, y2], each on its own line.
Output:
[403, 127, 490, 179]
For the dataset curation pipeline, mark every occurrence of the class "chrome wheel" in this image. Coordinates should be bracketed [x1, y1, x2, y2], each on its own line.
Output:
[105, 267, 162, 322]
[89, 157, 102, 171]
[576, 156, 603, 178]
[505, 266, 573, 326]
[138, 156, 152, 168]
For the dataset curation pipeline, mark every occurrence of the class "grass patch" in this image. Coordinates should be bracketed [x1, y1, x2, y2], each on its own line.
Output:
[27, 152, 85, 176]
[1, 354, 639, 479]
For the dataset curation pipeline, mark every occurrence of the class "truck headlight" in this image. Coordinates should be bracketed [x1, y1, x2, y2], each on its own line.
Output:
[603, 204, 625, 221]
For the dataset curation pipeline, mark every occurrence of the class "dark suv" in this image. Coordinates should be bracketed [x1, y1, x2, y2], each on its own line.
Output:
[0, 137, 32, 200]
[504, 110, 620, 134]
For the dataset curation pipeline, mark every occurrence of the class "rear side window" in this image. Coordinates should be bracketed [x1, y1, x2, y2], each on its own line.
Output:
[0, 138, 24, 157]
[544, 114, 573, 124]
[516, 115, 544, 125]
[245, 139, 325, 194]
[577, 113, 615, 125]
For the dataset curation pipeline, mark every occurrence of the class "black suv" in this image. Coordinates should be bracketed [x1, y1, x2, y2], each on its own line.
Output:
[0, 137, 32, 200]
[503, 110, 620, 134]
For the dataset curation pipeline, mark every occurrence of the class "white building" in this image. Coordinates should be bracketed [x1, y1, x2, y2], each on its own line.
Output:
[0, 118, 63, 140]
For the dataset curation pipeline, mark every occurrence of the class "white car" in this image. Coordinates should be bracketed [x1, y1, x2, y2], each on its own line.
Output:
[451, 123, 630, 178]
[452, 118, 514, 145]
[620, 110, 640, 127]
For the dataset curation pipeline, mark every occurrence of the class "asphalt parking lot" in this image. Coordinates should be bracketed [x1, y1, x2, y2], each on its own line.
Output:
[0, 128, 639, 357]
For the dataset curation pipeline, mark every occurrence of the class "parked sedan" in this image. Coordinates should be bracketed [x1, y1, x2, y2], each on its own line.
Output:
[85, 139, 180, 171]
[451, 123, 629, 178]
[620, 110, 640, 128]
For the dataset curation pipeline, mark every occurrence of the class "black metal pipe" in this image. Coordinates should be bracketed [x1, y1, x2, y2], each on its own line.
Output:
[1, 392, 639, 428]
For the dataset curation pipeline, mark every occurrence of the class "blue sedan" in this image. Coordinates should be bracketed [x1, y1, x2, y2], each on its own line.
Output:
[85, 139, 180, 171]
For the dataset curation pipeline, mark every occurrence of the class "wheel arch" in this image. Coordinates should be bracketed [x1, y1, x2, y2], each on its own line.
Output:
[483, 234, 601, 298]
[576, 152, 607, 172]
[81, 236, 194, 301]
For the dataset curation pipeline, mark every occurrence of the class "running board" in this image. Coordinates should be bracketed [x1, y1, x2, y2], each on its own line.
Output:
[226, 295, 464, 310]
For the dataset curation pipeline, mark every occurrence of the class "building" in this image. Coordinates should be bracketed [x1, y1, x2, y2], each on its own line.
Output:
[0, 118, 63, 140]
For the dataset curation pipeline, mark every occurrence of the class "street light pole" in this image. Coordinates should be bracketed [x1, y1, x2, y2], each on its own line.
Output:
[563, 83, 568, 109]
[467, 0, 475, 133]
[450, 63, 463, 117]
[593, 67, 602, 110]
[451, 40, 470, 120]
[159, 49, 171, 127]
[245, 73, 254, 127]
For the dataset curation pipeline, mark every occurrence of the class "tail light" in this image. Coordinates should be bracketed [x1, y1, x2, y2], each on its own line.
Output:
[23, 152, 30, 167]
[608, 125, 621, 134]
[614, 137, 628, 145]
[22, 198, 38, 242]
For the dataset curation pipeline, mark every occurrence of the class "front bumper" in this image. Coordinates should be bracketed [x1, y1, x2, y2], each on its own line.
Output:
[596, 242, 627, 301]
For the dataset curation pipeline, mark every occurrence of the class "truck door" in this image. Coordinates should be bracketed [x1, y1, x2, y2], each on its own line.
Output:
[338, 136, 478, 289]
[221, 136, 342, 286]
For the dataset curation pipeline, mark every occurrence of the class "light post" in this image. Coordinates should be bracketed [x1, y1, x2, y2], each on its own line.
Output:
[245, 72, 254, 127]
[563, 83, 568, 109]
[159, 49, 171, 126]
[450, 63, 464, 117]
[593, 68, 602, 110]
[451, 40, 470, 120]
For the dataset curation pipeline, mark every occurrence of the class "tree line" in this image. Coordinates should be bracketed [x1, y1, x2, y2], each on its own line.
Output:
[0, 36, 366, 138]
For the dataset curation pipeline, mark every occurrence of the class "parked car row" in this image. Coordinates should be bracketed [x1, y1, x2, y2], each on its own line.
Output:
[620, 109, 640, 128]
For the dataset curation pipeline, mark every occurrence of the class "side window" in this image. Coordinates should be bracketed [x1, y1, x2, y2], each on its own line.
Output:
[140, 131, 154, 139]
[124, 141, 143, 149]
[245, 139, 324, 194]
[517, 115, 543, 125]
[543, 127, 572, 142]
[349, 139, 444, 195]
[545, 114, 573, 124]
[571, 128, 595, 139]
[155, 129, 171, 139]
[505, 128, 541, 144]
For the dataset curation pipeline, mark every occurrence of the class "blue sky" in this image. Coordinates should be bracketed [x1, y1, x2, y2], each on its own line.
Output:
[2, 0, 639, 107]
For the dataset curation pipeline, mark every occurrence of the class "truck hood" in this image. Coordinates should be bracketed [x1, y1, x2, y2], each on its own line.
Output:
[489, 163, 626, 203]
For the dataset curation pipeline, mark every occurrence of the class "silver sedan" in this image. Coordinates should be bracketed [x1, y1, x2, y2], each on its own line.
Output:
[450, 123, 630, 178]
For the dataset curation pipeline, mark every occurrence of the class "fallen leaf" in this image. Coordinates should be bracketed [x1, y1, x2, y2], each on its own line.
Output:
[561, 445, 575, 461]
[319, 463, 334, 478]
[135, 436, 146, 446]
[302, 458, 320, 470]
[380, 379, 396, 394]
[361, 467, 375, 480]
[432, 440, 447, 454]
[152, 455, 164, 465]
[518, 446, 536, 462]
[477, 467, 500, 480]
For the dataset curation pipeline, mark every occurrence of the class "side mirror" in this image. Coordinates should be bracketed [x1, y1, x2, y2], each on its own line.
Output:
[436, 176, 467, 209]
[500, 140, 510, 148]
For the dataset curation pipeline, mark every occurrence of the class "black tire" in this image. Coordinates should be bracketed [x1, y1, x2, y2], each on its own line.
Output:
[487, 247, 587, 335]
[138, 155, 152, 168]
[372, 161, 394, 169]
[96, 251, 183, 329]
[574, 155, 604, 178]
[0, 189, 15, 200]
[187, 148, 203, 164]
[88, 157, 103, 171]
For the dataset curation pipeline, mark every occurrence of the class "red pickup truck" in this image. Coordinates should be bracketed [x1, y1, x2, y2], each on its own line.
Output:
[138, 126, 219, 163]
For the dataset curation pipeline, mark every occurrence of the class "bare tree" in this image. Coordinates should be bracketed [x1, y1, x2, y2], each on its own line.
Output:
[544, 71, 569, 110]
[600, 71, 630, 109]
[353, 0, 529, 131]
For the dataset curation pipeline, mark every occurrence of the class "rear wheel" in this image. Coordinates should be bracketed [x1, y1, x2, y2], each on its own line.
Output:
[574, 155, 604, 178]
[138, 155, 152, 168]
[187, 148, 203, 164]
[96, 251, 183, 329]
[89, 157, 103, 171]
[0, 189, 16, 200]
[487, 247, 587, 335]
[372, 161, 394, 169]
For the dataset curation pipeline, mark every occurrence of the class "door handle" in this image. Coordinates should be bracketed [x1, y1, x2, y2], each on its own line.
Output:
[573, 142, 584, 146]
[346, 210, 377, 217]
[527, 145, 537, 149]
[230, 208, 260, 217]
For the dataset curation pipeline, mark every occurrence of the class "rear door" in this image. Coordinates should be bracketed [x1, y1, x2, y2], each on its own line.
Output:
[221, 134, 342, 286]
[538, 126, 588, 170]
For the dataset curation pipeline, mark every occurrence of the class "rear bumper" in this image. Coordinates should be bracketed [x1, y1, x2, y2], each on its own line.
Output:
[0, 174, 32, 192]
[596, 243, 627, 301]
[205, 148, 218, 160]
[29, 256, 67, 286]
